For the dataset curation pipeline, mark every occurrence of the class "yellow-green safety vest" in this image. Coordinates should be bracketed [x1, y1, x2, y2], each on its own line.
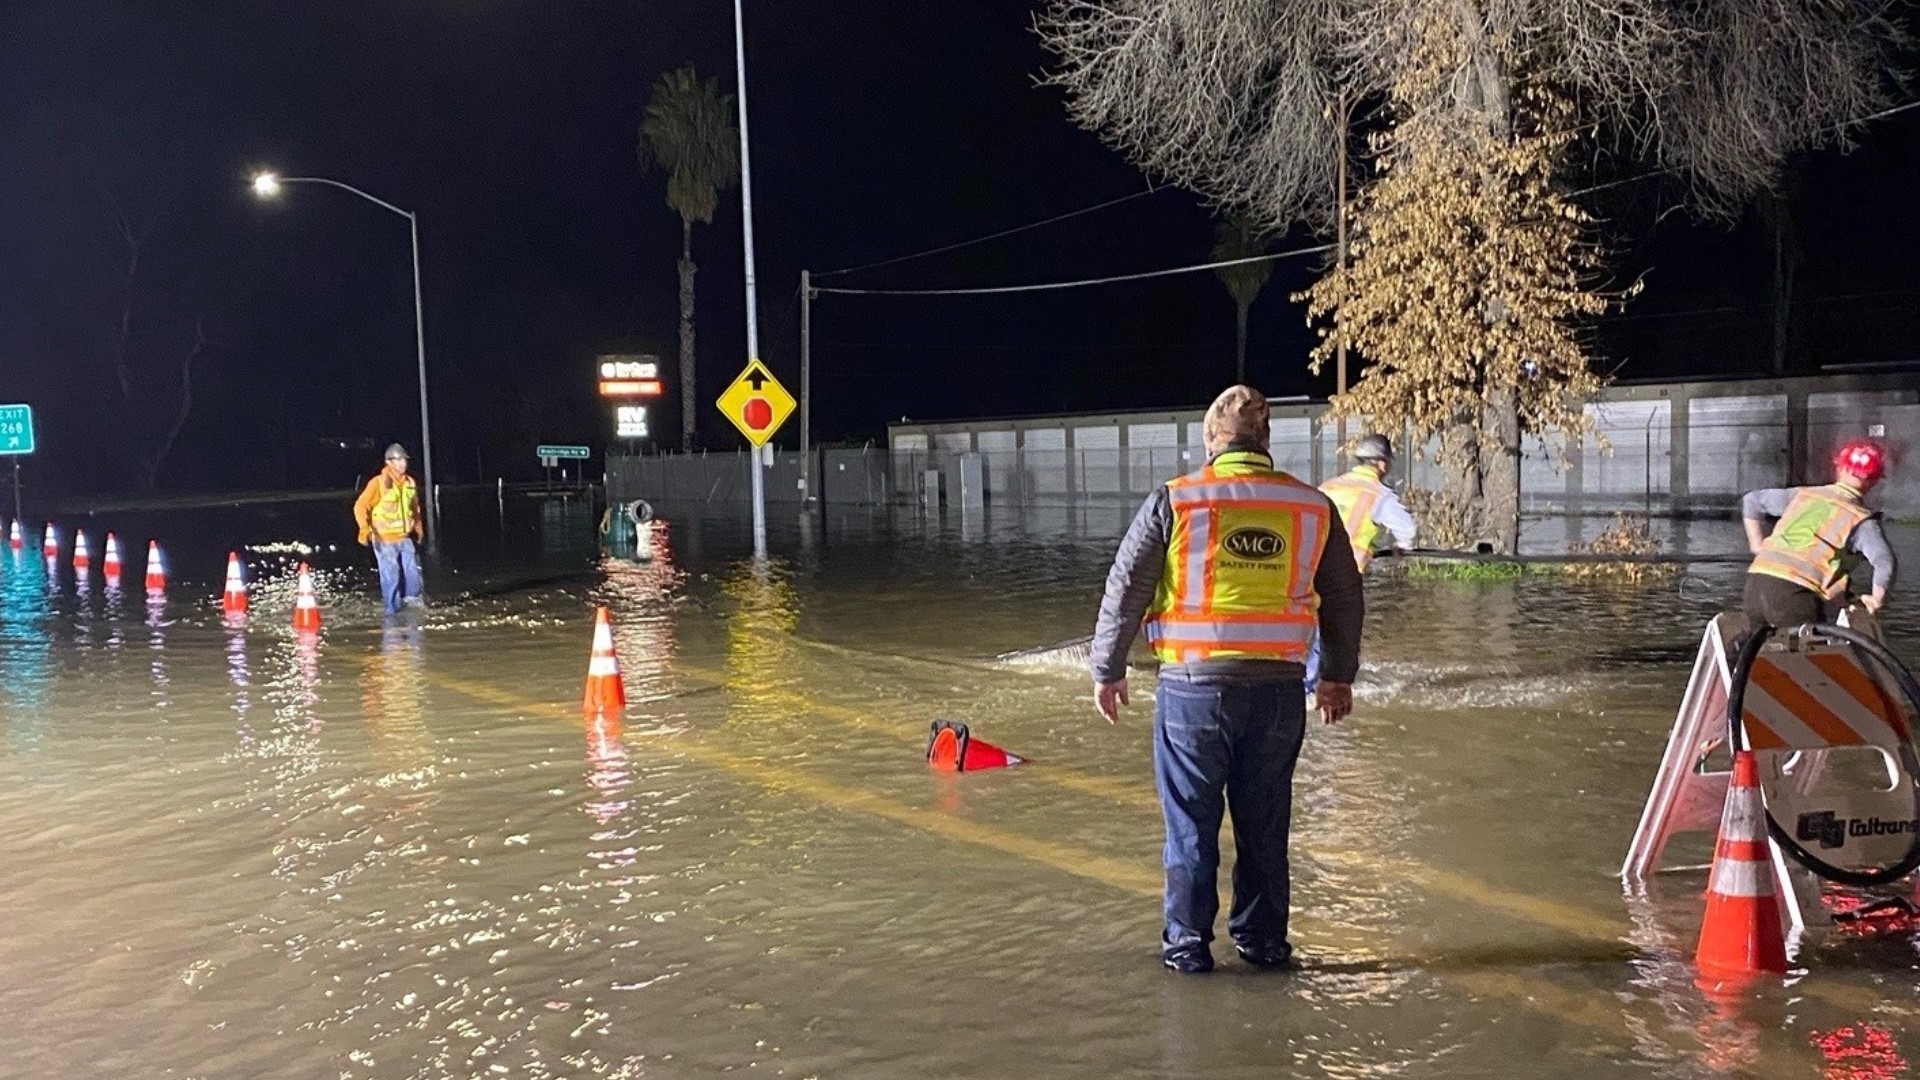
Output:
[1749, 484, 1872, 599]
[1320, 467, 1386, 573]
[371, 474, 418, 540]
[1145, 451, 1331, 665]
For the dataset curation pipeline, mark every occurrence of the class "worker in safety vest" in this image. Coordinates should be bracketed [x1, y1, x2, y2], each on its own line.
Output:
[352, 443, 426, 615]
[1741, 439, 1896, 629]
[1320, 434, 1418, 572]
[1089, 385, 1364, 974]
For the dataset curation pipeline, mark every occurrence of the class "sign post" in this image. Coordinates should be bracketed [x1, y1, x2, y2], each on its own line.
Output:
[716, 360, 794, 556]
[0, 404, 34, 522]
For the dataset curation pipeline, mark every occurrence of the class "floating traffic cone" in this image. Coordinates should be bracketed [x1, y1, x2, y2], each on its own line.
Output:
[42, 523, 57, 559]
[8, 520, 21, 551]
[582, 606, 627, 715]
[221, 552, 249, 617]
[1695, 749, 1789, 991]
[72, 530, 90, 572]
[144, 541, 166, 593]
[926, 719, 1025, 773]
[292, 562, 322, 632]
[103, 533, 122, 584]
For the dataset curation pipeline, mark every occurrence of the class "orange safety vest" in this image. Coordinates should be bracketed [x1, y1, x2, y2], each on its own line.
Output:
[1749, 484, 1872, 599]
[1145, 450, 1331, 665]
[1320, 467, 1386, 573]
[361, 471, 420, 543]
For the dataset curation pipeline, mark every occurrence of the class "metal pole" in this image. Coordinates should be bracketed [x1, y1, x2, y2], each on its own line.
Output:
[733, 0, 766, 558]
[800, 269, 813, 508]
[1333, 91, 1349, 468]
[11, 459, 20, 523]
[408, 213, 440, 556]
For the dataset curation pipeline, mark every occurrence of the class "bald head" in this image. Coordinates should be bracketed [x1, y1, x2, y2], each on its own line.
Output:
[1202, 385, 1270, 457]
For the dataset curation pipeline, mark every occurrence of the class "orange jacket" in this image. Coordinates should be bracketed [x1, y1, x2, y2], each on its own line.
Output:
[353, 467, 423, 543]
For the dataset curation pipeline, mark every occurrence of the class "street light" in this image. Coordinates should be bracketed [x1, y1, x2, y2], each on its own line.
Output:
[251, 171, 440, 555]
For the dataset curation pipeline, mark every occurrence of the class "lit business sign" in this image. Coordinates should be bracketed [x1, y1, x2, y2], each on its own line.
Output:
[616, 405, 650, 439]
[598, 355, 663, 398]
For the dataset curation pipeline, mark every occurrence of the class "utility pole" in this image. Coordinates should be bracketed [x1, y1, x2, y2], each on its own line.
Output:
[800, 269, 813, 508]
[1334, 91, 1350, 473]
[732, 0, 766, 558]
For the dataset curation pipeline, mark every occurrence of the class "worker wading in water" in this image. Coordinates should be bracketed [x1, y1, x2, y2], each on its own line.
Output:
[1089, 386, 1365, 974]
[1741, 439, 1896, 629]
[353, 443, 426, 615]
[1306, 433, 1417, 687]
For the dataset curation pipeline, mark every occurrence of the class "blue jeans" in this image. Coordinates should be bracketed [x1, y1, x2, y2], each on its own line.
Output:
[1153, 678, 1307, 956]
[373, 537, 423, 615]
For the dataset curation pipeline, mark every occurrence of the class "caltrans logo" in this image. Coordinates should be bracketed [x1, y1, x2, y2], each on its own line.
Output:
[1222, 527, 1286, 561]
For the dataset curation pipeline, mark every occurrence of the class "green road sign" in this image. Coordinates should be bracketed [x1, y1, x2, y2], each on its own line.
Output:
[536, 444, 591, 460]
[0, 404, 33, 455]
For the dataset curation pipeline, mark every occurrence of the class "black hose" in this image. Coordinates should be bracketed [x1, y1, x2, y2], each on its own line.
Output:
[1725, 621, 1920, 888]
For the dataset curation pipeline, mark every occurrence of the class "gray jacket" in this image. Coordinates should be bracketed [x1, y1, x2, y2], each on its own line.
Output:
[1089, 454, 1365, 685]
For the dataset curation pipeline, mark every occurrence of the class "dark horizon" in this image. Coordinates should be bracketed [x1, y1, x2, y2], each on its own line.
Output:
[5, 0, 1920, 499]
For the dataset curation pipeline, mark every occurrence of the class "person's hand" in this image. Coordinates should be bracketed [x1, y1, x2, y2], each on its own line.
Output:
[1094, 679, 1130, 724]
[1317, 682, 1353, 725]
[1863, 592, 1887, 614]
[357, 527, 371, 547]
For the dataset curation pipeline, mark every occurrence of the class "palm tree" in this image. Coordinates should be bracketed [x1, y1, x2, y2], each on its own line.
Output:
[1211, 216, 1272, 384]
[639, 67, 740, 451]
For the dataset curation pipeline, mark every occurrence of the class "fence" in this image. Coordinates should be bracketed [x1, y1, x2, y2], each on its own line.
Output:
[603, 373, 1920, 520]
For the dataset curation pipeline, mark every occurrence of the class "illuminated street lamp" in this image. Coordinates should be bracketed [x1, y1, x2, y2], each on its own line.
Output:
[251, 172, 439, 554]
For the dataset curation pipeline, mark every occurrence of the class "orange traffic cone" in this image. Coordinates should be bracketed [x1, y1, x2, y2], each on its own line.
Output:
[292, 562, 322, 632]
[72, 530, 90, 572]
[222, 552, 248, 617]
[103, 533, 122, 583]
[41, 523, 57, 559]
[926, 719, 1025, 773]
[8, 520, 21, 551]
[143, 541, 166, 593]
[582, 606, 627, 714]
[1695, 749, 1789, 991]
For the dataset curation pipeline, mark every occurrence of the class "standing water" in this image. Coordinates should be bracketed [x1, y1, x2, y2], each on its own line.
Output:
[0, 493, 1917, 1079]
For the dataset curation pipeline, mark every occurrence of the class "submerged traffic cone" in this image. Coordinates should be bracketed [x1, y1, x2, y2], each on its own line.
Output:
[103, 534, 122, 584]
[41, 523, 57, 559]
[926, 719, 1026, 773]
[144, 541, 166, 593]
[1695, 749, 1789, 991]
[72, 530, 90, 572]
[222, 552, 248, 617]
[292, 563, 322, 632]
[582, 606, 627, 714]
[8, 519, 22, 551]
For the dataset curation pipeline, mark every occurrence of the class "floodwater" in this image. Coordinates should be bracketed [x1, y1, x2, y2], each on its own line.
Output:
[2, 493, 1918, 1080]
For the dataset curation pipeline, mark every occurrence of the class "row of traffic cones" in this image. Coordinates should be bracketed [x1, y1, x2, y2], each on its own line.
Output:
[9, 526, 323, 633]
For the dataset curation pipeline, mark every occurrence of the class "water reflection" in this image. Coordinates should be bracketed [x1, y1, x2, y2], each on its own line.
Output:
[597, 517, 685, 730]
[228, 625, 253, 746]
[146, 592, 170, 711]
[721, 560, 802, 733]
[0, 550, 52, 747]
[361, 620, 434, 814]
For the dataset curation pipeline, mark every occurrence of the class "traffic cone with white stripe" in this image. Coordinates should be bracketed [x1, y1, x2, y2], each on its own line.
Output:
[103, 533, 122, 585]
[292, 562, 321, 633]
[926, 719, 1026, 773]
[72, 530, 90, 573]
[42, 523, 57, 559]
[221, 552, 248, 618]
[1694, 749, 1789, 991]
[144, 541, 166, 594]
[9, 520, 22, 552]
[582, 606, 626, 715]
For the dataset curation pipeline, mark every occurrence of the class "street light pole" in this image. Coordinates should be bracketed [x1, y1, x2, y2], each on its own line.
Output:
[253, 173, 440, 555]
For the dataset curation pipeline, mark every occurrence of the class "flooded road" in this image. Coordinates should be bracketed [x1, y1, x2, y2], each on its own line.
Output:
[3, 494, 1918, 1079]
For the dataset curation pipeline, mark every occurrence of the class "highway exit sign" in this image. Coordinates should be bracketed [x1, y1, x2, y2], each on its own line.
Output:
[0, 404, 33, 455]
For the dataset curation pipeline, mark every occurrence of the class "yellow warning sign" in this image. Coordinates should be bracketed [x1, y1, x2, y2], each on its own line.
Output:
[715, 359, 795, 448]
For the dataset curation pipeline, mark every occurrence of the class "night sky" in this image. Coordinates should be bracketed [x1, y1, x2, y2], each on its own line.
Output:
[4, 1, 1920, 496]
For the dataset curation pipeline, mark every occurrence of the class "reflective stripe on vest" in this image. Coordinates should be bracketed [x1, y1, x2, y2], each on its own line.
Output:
[1146, 451, 1329, 665]
[1749, 485, 1871, 599]
[1320, 468, 1385, 573]
[371, 474, 418, 539]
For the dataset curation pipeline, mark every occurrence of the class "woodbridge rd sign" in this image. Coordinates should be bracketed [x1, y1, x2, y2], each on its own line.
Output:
[536, 444, 591, 460]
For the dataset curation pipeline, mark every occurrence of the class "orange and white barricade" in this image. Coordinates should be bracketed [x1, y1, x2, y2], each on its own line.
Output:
[1624, 613, 1920, 935]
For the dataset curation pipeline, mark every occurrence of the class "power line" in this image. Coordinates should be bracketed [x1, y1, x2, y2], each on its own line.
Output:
[814, 244, 1332, 298]
[813, 185, 1162, 280]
